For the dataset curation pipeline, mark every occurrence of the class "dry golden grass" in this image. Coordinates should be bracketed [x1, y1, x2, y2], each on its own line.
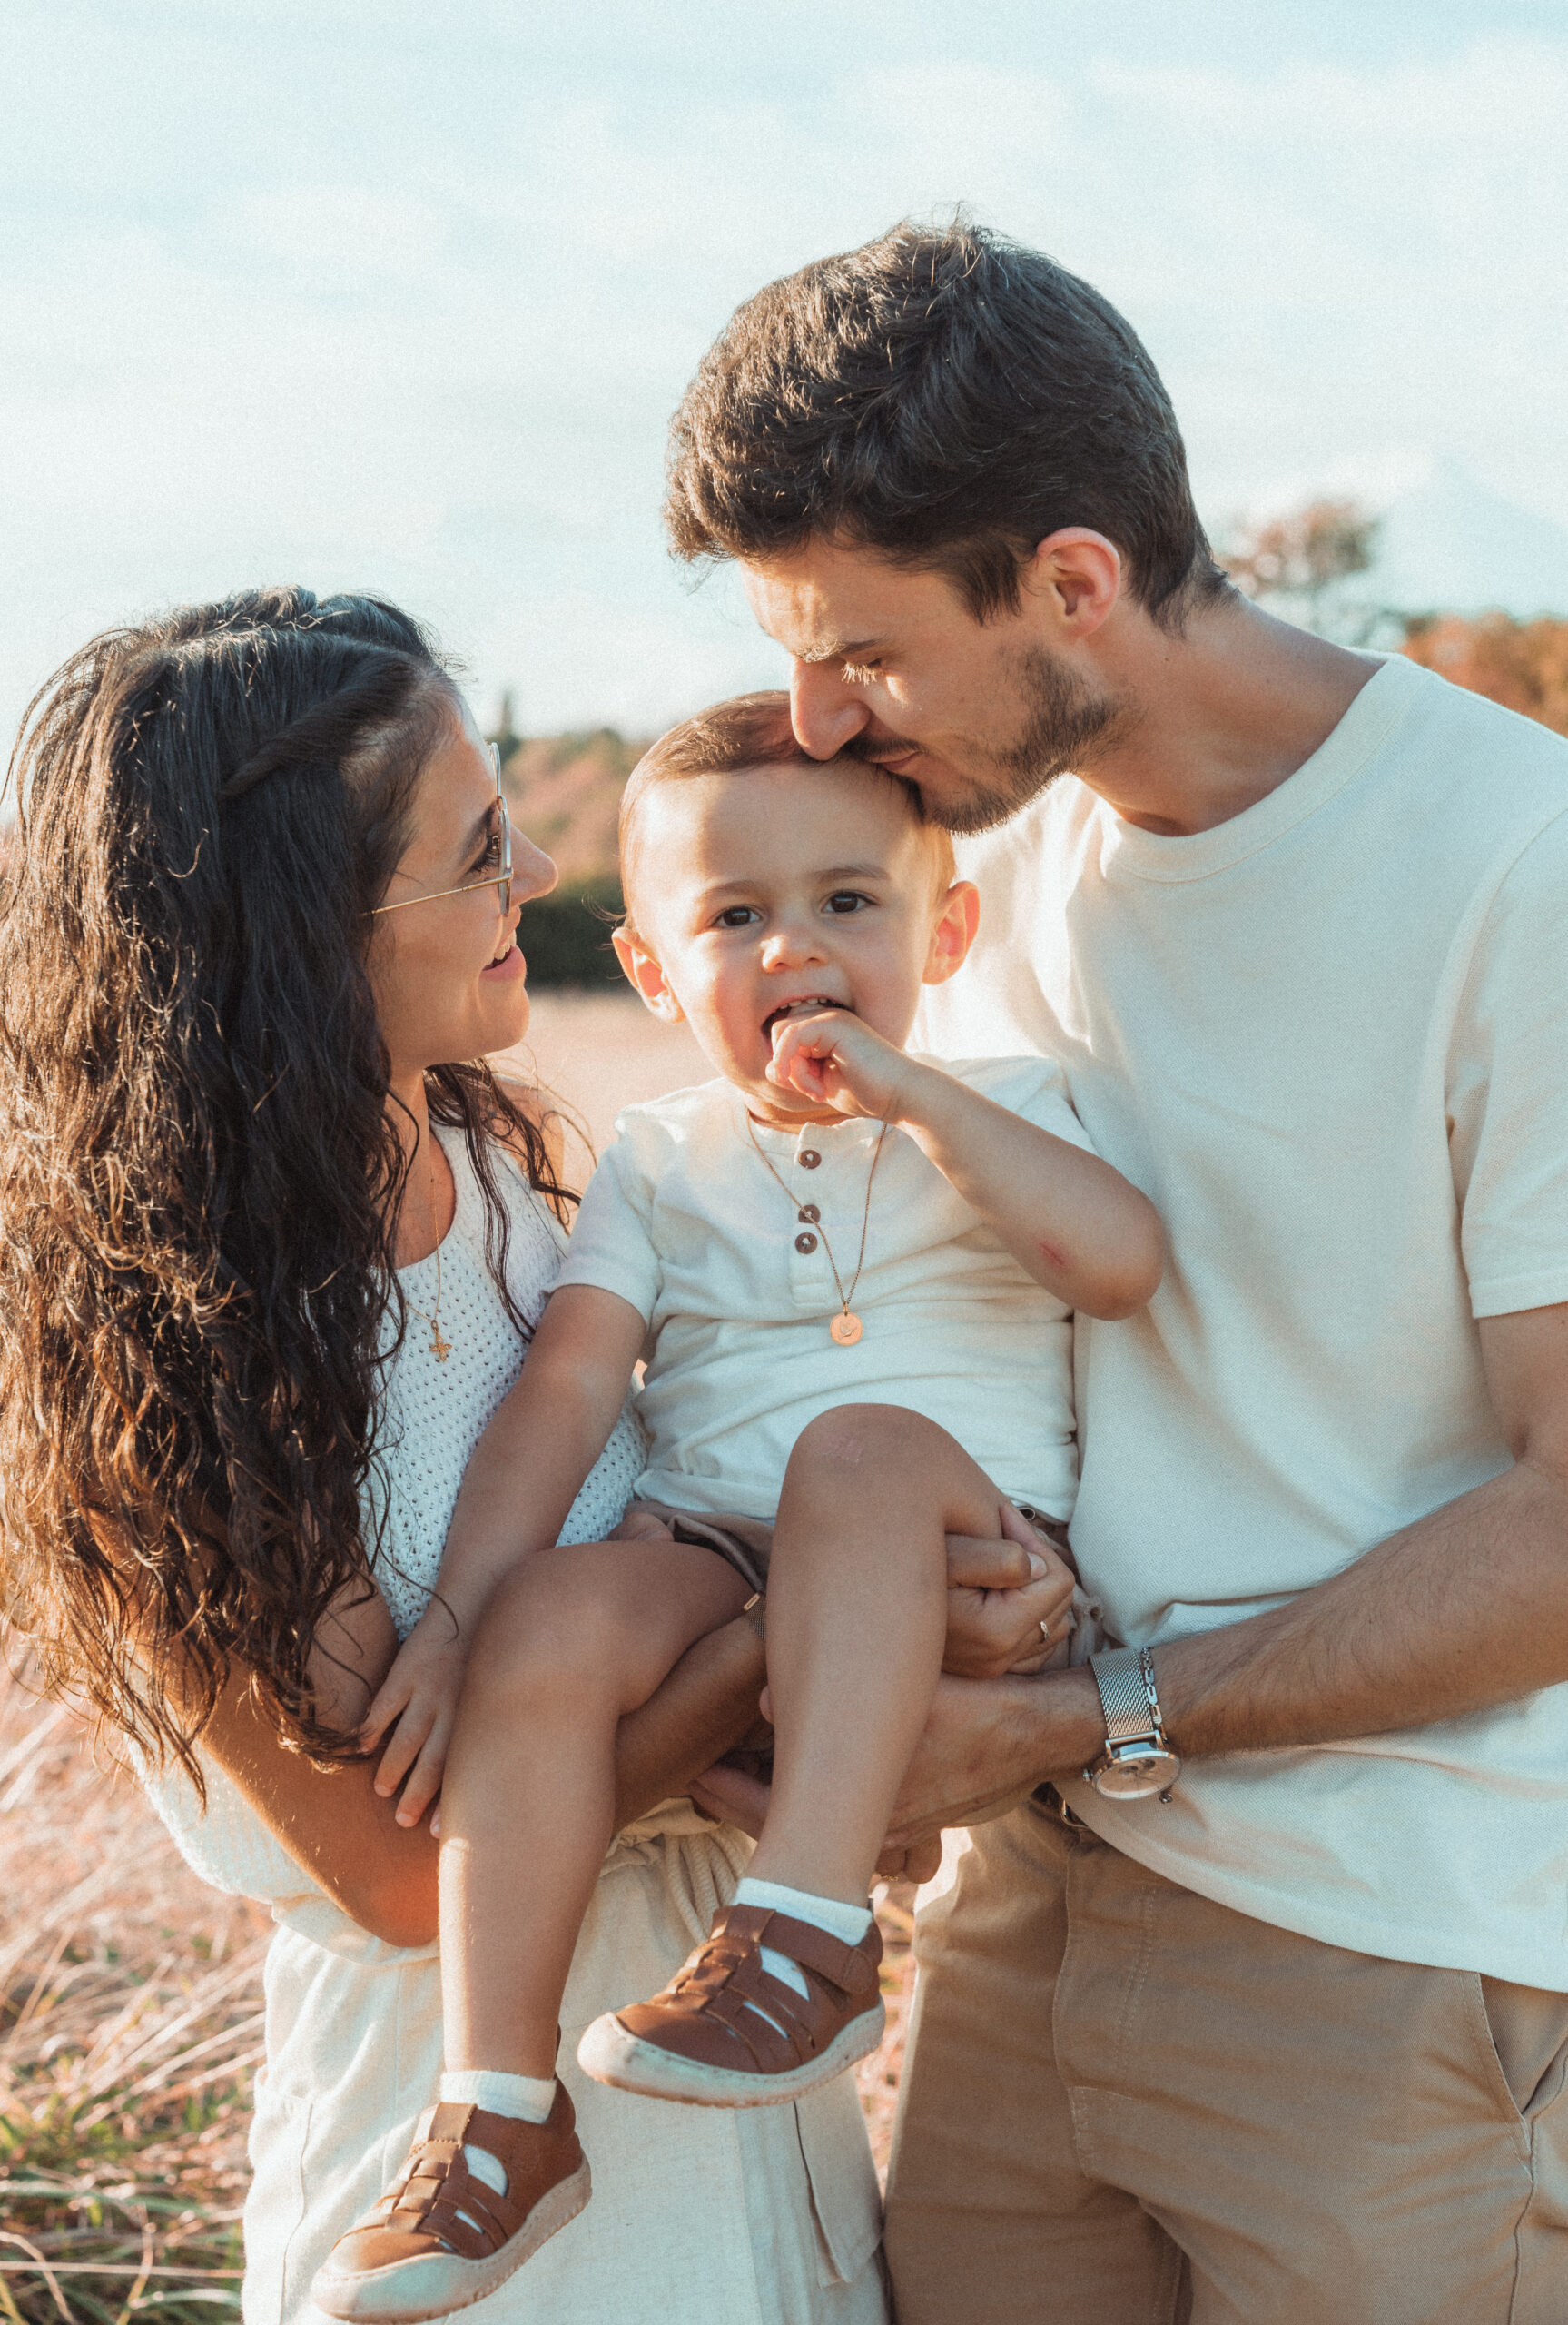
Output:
[0, 1663, 270, 2323]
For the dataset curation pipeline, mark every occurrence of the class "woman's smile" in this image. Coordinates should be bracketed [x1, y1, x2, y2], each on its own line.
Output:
[482, 940, 527, 983]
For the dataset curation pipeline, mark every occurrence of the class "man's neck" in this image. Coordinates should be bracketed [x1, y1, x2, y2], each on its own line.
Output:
[1079, 595, 1381, 838]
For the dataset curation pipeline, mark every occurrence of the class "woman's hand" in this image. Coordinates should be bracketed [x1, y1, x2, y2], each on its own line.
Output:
[943, 1506, 1077, 1677]
[359, 1608, 468, 1828]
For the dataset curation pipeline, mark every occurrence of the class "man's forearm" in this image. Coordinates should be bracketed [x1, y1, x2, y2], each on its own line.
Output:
[892, 1453, 1568, 1845]
[1154, 1454, 1568, 1759]
[1038, 1458, 1568, 1776]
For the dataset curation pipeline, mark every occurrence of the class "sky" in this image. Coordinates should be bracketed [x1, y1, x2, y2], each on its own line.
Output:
[4, 0, 1567, 750]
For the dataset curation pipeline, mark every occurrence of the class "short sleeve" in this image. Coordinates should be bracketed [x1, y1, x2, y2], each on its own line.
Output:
[1448, 811, 1568, 1318]
[918, 1053, 1100, 1159]
[553, 1121, 663, 1323]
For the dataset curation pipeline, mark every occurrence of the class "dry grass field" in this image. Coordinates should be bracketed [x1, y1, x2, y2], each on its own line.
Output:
[0, 993, 920, 2320]
[0, 1663, 267, 2322]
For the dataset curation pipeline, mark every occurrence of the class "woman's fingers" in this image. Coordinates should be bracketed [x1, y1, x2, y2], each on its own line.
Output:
[359, 1672, 412, 1750]
[945, 1531, 1036, 1591]
[873, 1830, 944, 1883]
[393, 1711, 453, 1827]
[609, 1510, 676, 1543]
[373, 1702, 436, 1798]
[943, 1565, 1077, 1679]
[902, 1832, 944, 1885]
[688, 1759, 770, 1838]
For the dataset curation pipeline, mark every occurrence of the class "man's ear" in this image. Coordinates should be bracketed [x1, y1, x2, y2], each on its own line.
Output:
[611, 925, 686, 1022]
[1025, 529, 1122, 640]
[922, 880, 981, 988]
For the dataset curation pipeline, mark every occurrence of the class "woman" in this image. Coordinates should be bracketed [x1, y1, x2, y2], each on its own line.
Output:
[0, 589, 886, 2324]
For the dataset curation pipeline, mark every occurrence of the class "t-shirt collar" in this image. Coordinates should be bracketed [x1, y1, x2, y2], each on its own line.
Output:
[1097, 653, 1429, 885]
[738, 1092, 883, 1158]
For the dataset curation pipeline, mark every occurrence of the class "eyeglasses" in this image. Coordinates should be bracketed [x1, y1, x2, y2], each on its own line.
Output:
[368, 743, 513, 921]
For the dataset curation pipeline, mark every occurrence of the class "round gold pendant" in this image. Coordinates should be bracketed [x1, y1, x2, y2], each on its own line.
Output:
[830, 1311, 863, 1345]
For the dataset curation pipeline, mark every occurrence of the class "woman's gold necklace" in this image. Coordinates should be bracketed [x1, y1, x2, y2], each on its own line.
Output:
[403, 1160, 452, 1362]
[747, 1115, 889, 1345]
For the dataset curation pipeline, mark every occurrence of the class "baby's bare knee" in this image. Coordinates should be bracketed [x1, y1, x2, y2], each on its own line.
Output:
[786, 1403, 956, 1496]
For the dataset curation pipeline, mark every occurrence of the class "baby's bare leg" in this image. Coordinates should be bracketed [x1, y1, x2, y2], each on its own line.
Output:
[748, 1405, 1011, 1905]
[439, 1538, 751, 2077]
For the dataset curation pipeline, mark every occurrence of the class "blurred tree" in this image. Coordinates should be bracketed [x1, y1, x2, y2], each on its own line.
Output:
[488, 690, 523, 770]
[1402, 614, 1568, 737]
[500, 728, 644, 886]
[1221, 499, 1381, 638]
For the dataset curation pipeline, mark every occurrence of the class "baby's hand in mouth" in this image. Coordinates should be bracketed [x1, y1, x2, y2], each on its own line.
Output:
[766, 1006, 915, 1121]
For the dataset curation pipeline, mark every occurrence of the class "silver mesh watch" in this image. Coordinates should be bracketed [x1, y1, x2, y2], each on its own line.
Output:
[1084, 1646, 1181, 1802]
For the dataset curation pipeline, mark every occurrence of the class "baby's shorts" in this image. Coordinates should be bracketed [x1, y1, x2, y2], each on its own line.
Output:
[626, 1499, 774, 1595]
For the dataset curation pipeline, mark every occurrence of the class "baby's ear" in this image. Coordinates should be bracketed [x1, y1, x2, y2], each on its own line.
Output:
[922, 879, 981, 987]
[611, 925, 686, 1022]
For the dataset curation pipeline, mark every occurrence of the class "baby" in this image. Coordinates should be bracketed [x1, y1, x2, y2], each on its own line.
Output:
[312, 691, 1161, 2320]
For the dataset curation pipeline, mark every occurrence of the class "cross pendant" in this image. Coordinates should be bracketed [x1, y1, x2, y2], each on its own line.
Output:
[429, 1326, 452, 1363]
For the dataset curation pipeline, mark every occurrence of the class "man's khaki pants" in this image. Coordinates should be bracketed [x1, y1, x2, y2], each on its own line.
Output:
[883, 1796, 1568, 2324]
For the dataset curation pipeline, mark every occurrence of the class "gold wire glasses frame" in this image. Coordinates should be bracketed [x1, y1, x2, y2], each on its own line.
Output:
[366, 742, 513, 919]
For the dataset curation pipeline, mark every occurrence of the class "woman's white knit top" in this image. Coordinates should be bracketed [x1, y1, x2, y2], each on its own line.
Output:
[141, 1124, 646, 1901]
[369, 1125, 646, 1639]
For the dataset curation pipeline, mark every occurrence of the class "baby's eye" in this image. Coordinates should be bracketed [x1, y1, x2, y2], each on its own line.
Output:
[714, 905, 761, 930]
[823, 890, 872, 915]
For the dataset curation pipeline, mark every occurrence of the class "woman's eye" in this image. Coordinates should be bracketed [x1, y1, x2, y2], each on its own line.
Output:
[843, 659, 882, 685]
[823, 890, 871, 915]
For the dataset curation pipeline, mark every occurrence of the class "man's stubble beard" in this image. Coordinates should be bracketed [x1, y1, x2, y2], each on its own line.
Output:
[927, 641, 1131, 836]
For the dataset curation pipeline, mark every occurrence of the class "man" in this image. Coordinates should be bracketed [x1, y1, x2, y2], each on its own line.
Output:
[672, 220, 1568, 2322]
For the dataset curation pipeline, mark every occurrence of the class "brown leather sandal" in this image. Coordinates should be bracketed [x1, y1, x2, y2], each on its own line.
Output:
[309, 2089, 590, 2321]
[577, 1901, 883, 2107]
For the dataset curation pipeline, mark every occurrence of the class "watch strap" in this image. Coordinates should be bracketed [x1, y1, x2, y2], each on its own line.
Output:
[1091, 1647, 1157, 1746]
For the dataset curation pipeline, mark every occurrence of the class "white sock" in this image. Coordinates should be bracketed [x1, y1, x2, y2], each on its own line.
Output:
[439, 2068, 556, 2198]
[733, 1877, 874, 2003]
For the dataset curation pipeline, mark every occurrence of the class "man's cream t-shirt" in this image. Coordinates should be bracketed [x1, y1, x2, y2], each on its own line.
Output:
[918, 654, 1568, 1989]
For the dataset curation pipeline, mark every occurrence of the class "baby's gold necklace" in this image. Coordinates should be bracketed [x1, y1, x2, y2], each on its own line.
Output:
[747, 1116, 889, 1345]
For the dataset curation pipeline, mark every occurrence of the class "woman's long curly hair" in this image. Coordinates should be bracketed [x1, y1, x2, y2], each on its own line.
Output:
[0, 587, 570, 1779]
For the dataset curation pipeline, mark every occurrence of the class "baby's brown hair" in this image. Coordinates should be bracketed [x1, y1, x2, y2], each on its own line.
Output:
[618, 689, 955, 932]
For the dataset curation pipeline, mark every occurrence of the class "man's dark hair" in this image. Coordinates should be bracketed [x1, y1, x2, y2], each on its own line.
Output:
[666, 216, 1227, 628]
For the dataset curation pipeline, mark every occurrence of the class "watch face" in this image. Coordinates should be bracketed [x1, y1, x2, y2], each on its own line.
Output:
[1092, 1749, 1180, 1801]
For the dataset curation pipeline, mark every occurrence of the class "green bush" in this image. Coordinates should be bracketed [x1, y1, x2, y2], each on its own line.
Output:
[516, 885, 626, 989]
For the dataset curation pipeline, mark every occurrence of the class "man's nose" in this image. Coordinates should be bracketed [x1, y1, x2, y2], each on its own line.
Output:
[790, 660, 871, 759]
